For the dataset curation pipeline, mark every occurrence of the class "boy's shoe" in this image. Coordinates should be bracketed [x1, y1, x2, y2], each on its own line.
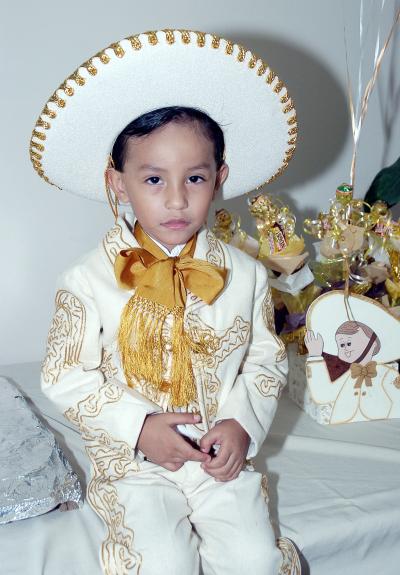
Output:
[277, 537, 304, 575]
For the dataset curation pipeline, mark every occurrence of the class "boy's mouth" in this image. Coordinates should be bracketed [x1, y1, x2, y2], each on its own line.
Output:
[162, 219, 190, 230]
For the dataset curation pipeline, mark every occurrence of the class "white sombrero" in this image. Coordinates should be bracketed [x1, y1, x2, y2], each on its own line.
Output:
[306, 291, 400, 363]
[29, 29, 297, 201]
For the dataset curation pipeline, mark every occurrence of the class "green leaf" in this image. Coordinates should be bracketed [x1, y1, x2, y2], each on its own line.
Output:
[364, 155, 400, 207]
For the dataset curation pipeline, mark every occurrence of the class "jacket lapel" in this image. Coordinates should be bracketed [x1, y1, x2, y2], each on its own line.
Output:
[101, 214, 231, 310]
[101, 213, 140, 271]
[186, 227, 232, 312]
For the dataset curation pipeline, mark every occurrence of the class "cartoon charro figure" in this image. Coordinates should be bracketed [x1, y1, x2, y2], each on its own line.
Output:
[304, 291, 400, 424]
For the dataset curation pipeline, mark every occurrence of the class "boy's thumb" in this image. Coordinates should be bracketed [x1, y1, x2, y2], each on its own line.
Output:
[199, 436, 213, 453]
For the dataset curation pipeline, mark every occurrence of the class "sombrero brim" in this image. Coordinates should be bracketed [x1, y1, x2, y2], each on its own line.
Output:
[30, 29, 297, 202]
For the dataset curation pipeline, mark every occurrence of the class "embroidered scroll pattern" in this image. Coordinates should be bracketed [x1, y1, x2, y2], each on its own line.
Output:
[100, 347, 119, 380]
[103, 223, 131, 265]
[260, 473, 270, 503]
[64, 383, 142, 575]
[205, 229, 225, 268]
[186, 313, 251, 428]
[277, 537, 302, 575]
[254, 374, 284, 399]
[262, 286, 275, 332]
[262, 287, 287, 362]
[42, 290, 86, 385]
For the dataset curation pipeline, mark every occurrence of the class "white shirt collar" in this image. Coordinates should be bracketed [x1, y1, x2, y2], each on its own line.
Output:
[123, 212, 187, 256]
[149, 235, 186, 257]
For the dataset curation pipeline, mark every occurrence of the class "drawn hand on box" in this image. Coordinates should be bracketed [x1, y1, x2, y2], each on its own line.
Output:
[304, 330, 324, 356]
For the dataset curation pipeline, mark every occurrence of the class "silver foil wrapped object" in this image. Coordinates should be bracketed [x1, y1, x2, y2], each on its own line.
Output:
[0, 377, 82, 524]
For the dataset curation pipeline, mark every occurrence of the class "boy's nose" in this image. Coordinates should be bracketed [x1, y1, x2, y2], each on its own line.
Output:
[165, 184, 188, 210]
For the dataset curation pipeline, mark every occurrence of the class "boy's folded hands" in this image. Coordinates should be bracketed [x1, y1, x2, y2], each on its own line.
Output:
[137, 412, 212, 472]
[137, 413, 250, 482]
[200, 419, 250, 482]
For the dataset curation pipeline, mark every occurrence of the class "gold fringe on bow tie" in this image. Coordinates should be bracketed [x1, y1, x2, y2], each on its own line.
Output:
[116, 223, 227, 407]
[118, 296, 202, 406]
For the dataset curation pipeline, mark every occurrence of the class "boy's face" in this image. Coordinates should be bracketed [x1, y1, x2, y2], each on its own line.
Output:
[108, 122, 229, 250]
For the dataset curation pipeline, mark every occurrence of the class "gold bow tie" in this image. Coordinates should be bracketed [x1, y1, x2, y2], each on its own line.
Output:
[114, 223, 227, 407]
[115, 235, 226, 309]
[350, 361, 377, 389]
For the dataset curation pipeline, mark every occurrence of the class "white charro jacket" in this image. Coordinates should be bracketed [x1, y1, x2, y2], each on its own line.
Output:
[41, 214, 288, 462]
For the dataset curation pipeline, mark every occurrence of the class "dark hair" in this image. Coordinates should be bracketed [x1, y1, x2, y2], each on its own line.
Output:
[111, 106, 225, 171]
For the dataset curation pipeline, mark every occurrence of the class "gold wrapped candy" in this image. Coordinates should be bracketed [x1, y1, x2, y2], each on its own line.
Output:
[248, 193, 302, 256]
[304, 184, 372, 260]
[248, 193, 308, 275]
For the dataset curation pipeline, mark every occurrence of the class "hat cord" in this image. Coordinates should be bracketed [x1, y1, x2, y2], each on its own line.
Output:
[104, 154, 119, 221]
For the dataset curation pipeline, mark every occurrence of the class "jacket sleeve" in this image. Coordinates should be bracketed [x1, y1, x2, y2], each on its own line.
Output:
[215, 262, 288, 457]
[41, 263, 161, 458]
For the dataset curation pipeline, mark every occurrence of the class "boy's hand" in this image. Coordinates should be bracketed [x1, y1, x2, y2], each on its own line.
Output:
[137, 412, 212, 472]
[199, 419, 250, 482]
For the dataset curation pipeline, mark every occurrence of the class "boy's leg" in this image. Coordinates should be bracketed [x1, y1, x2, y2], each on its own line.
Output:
[187, 464, 282, 575]
[92, 462, 200, 575]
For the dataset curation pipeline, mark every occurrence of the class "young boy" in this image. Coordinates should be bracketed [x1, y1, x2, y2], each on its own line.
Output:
[33, 31, 300, 575]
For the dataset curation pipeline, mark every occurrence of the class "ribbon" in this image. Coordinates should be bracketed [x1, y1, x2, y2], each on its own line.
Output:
[350, 361, 377, 388]
[115, 232, 226, 310]
[344, 3, 400, 185]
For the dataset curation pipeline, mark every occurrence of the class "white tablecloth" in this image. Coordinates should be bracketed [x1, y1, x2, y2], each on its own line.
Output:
[1, 362, 399, 574]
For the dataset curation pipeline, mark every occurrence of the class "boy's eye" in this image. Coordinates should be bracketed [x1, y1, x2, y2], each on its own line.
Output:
[188, 175, 205, 184]
[340, 343, 345, 348]
[347, 342, 351, 347]
[146, 176, 161, 185]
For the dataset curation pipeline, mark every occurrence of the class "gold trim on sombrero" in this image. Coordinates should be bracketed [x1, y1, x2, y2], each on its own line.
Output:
[30, 29, 298, 190]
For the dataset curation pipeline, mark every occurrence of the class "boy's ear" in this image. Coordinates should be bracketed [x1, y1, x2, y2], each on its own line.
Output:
[213, 163, 229, 199]
[107, 168, 130, 204]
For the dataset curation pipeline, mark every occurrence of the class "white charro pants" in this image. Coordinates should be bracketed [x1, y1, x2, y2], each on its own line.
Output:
[104, 460, 282, 575]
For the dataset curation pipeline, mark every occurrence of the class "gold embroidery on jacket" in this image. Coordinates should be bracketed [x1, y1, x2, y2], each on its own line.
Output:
[274, 336, 288, 362]
[262, 286, 275, 332]
[131, 376, 165, 405]
[277, 537, 302, 575]
[100, 348, 119, 380]
[261, 287, 287, 362]
[103, 223, 131, 265]
[186, 314, 251, 428]
[42, 290, 86, 385]
[205, 229, 225, 268]
[261, 473, 270, 503]
[254, 374, 284, 399]
[64, 382, 141, 574]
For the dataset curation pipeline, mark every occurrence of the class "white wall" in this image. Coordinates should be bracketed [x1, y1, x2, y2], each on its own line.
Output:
[1, 0, 400, 365]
